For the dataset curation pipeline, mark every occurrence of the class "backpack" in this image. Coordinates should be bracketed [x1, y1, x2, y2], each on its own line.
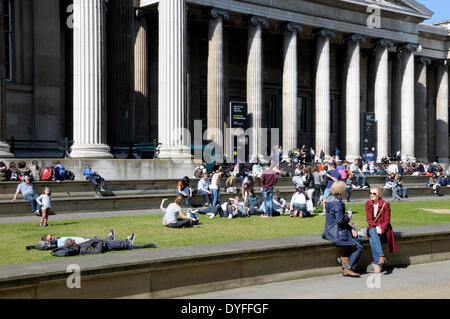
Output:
[52, 246, 79, 257]
[65, 170, 75, 180]
[35, 240, 57, 251]
[41, 167, 53, 181]
[55, 164, 66, 180]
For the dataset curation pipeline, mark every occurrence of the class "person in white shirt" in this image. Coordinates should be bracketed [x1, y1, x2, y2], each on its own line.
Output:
[197, 173, 212, 206]
[36, 187, 52, 227]
[289, 187, 311, 218]
[388, 162, 399, 175]
[161, 197, 197, 228]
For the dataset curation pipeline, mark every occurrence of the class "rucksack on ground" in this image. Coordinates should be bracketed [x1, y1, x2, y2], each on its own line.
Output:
[65, 170, 75, 180]
[41, 167, 53, 181]
[55, 164, 66, 180]
[52, 247, 79, 257]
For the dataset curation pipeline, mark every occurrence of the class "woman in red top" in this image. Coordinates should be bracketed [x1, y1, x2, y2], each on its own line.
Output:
[365, 185, 398, 273]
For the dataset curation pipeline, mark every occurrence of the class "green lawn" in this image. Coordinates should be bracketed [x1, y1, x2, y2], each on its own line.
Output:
[1, 200, 450, 266]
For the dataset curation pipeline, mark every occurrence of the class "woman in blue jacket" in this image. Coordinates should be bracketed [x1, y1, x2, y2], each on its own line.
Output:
[322, 181, 363, 277]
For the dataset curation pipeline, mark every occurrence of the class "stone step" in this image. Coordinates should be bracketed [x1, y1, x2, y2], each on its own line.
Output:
[2, 185, 448, 217]
[0, 175, 432, 200]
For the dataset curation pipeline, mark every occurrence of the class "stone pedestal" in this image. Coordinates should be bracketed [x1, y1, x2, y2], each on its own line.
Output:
[345, 34, 365, 162]
[314, 29, 335, 160]
[373, 39, 393, 162]
[247, 16, 268, 161]
[414, 57, 430, 162]
[282, 23, 302, 159]
[436, 60, 449, 163]
[71, 0, 112, 159]
[158, 0, 191, 159]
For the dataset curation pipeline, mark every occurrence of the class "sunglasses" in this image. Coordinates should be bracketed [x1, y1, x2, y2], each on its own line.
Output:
[369, 192, 379, 196]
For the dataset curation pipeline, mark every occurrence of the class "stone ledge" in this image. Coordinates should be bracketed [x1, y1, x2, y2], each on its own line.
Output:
[0, 224, 450, 298]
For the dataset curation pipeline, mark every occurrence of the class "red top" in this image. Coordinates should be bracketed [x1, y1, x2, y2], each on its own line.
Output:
[365, 199, 398, 254]
[260, 169, 278, 190]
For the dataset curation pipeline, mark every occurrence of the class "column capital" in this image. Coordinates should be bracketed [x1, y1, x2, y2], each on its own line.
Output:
[208, 8, 230, 21]
[245, 15, 268, 28]
[372, 38, 394, 49]
[415, 56, 431, 65]
[312, 28, 335, 39]
[434, 59, 448, 67]
[280, 22, 303, 33]
[344, 33, 366, 44]
[398, 42, 422, 54]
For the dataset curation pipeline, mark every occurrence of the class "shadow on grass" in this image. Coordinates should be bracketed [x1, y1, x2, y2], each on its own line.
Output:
[48, 222, 80, 227]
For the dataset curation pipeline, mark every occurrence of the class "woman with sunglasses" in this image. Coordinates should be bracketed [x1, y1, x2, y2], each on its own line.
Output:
[365, 185, 398, 273]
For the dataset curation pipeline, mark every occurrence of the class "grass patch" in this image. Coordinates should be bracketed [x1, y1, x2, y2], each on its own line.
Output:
[1, 200, 450, 266]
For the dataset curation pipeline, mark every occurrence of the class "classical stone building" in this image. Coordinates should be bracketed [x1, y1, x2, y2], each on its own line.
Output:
[1, 0, 449, 163]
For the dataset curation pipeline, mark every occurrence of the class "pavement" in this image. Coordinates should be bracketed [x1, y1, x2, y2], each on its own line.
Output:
[0, 195, 448, 224]
[180, 260, 450, 299]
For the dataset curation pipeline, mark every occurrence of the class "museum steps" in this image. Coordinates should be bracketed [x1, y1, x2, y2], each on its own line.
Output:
[0, 176, 447, 217]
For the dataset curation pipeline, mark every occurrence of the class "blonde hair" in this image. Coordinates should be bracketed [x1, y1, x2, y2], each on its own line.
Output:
[370, 185, 384, 197]
[330, 181, 346, 196]
[175, 196, 183, 205]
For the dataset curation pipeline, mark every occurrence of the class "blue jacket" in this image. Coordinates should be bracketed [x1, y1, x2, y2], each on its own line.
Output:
[83, 168, 96, 180]
[322, 194, 354, 246]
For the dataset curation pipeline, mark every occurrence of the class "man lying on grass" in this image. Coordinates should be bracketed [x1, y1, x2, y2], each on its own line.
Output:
[41, 229, 118, 248]
[63, 234, 157, 255]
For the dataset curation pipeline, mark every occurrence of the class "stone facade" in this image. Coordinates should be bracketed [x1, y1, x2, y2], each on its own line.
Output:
[1, 0, 449, 163]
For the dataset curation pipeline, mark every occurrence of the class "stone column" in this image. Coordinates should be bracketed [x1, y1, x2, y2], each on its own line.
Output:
[207, 9, 229, 152]
[399, 43, 420, 162]
[391, 50, 402, 155]
[158, 0, 191, 159]
[436, 60, 449, 163]
[70, 0, 112, 158]
[314, 29, 335, 160]
[0, 0, 13, 157]
[373, 39, 393, 162]
[344, 34, 365, 162]
[414, 56, 430, 162]
[247, 16, 268, 161]
[282, 22, 302, 160]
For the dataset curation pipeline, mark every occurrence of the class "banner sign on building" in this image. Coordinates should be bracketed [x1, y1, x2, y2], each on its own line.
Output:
[361, 112, 377, 162]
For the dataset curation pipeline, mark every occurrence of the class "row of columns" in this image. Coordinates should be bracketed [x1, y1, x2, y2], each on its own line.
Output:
[64, 0, 448, 163]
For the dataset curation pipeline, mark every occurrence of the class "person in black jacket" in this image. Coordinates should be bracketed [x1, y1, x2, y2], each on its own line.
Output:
[64, 235, 157, 255]
[304, 166, 316, 210]
[322, 181, 363, 277]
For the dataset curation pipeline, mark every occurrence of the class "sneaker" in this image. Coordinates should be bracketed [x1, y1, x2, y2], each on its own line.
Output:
[94, 193, 100, 198]
[144, 242, 157, 248]
[44, 224, 48, 227]
[34, 210, 42, 217]
[261, 214, 269, 218]
[99, 187, 106, 192]
[362, 186, 369, 189]
[127, 233, 135, 245]
[108, 229, 115, 240]
[320, 212, 326, 216]
[206, 213, 215, 219]
[228, 214, 233, 219]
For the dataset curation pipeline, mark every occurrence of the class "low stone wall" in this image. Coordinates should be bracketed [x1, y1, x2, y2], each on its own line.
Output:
[0, 224, 450, 299]
[0, 159, 201, 180]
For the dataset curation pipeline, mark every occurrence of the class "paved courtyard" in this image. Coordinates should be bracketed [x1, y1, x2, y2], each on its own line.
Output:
[182, 260, 450, 299]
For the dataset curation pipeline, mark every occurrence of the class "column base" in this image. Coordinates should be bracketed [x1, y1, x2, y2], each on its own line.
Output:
[401, 155, 416, 163]
[70, 143, 113, 159]
[157, 145, 192, 160]
[0, 141, 14, 158]
[346, 154, 360, 163]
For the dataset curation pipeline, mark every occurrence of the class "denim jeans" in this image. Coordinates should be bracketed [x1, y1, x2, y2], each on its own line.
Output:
[211, 188, 220, 208]
[262, 188, 274, 216]
[397, 185, 407, 198]
[342, 237, 363, 271]
[197, 189, 212, 205]
[24, 193, 40, 212]
[368, 227, 385, 265]
[355, 173, 366, 187]
[176, 187, 191, 206]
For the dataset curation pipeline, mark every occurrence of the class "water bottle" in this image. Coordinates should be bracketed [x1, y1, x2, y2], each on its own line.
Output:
[347, 207, 352, 217]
